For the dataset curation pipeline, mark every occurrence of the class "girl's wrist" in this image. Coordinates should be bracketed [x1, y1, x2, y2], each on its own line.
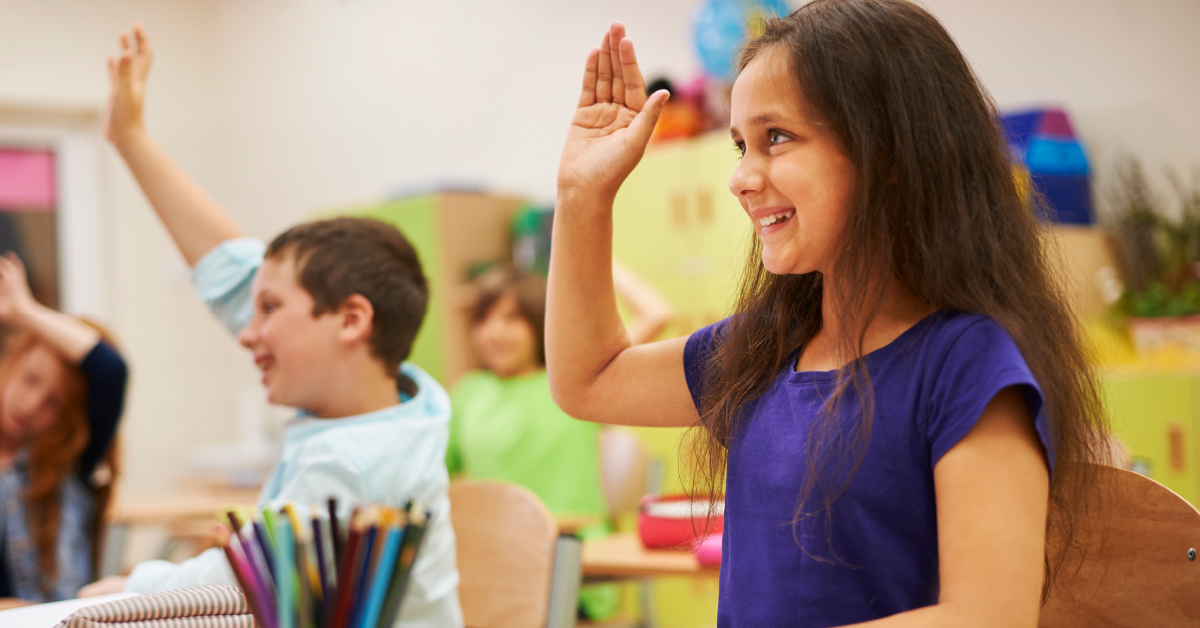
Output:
[556, 187, 615, 218]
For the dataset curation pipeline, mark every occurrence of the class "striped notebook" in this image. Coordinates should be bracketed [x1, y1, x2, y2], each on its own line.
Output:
[57, 586, 256, 628]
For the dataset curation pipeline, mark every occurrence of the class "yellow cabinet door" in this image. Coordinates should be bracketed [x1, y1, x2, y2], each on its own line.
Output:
[1102, 375, 1196, 504]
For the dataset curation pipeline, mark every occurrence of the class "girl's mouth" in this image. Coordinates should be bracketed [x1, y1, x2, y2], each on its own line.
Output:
[758, 209, 795, 227]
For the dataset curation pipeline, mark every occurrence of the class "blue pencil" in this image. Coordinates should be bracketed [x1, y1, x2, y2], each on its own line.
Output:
[276, 521, 296, 628]
[356, 510, 405, 628]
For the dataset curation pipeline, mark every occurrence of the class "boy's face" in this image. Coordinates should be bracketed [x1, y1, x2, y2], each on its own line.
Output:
[239, 253, 345, 410]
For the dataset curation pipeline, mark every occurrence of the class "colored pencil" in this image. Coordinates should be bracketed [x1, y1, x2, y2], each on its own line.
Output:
[223, 538, 276, 628]
[313, 511, 332, 604]
[253, 519, 279, 583]
[358, 509, 405, 628]
[331, 509, 365, 628]
[328, 498, 342, 572]
[377, 506, 429, 628]
[228, 510, 277, 621]
[275, 520, 296, 628]
[347, 510, 381, 628]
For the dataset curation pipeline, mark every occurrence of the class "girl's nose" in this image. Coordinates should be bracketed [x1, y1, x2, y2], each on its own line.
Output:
[729, 156, 766, 198]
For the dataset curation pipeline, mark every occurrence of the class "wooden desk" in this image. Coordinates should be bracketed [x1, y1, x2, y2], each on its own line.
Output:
[110, 489, 259, 526]
[554, 513, 603, 536]
[581, 532, 717, 579]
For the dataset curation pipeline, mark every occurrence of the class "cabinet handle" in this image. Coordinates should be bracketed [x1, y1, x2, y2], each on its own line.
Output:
[671, 191, 687, 229]
[1168, 422, 1187, 472]
[697, 187, 714, 225]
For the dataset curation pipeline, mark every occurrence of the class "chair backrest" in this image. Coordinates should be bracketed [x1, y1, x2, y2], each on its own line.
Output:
[1039, 464, 1200, 627]
[449, 480, 558, 628]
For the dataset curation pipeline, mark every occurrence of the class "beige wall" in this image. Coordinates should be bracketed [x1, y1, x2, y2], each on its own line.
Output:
[0, 0, 1197, 500]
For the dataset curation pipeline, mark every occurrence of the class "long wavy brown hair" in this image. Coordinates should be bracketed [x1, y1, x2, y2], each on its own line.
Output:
[687, 0, 1109, 599]
[1, 320, 121, 596]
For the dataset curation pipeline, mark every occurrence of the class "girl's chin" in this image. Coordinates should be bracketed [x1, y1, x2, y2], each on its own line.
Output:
[760, 252, 811, 276]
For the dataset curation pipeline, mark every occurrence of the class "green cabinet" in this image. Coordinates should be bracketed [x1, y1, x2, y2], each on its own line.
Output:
[338, 192, 524, 387]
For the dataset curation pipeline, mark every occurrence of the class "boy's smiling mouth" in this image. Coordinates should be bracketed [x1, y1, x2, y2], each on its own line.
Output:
[254, 354, 275, 380]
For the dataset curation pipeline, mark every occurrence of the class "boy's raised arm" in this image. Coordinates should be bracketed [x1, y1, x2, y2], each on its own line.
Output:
[105, 24, 243, 266]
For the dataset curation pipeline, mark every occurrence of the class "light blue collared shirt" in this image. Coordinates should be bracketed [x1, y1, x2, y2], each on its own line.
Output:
[126, 238, 462, 628]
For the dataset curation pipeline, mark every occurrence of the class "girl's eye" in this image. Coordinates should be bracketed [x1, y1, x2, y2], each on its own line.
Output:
[261, 301, 277, 314]
[769, 130, 792, 146]
[733, 142, 746, 158]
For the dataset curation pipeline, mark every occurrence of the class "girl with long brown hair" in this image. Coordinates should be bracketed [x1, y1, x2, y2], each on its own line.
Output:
[0, 253, 128, 602]
[547, 2, 1108, 626]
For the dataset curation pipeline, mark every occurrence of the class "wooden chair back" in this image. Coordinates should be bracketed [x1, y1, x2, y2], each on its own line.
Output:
[449, 479, 558, 628]
[599, 427, 649, 519]
[1039, 464, 1200, 626]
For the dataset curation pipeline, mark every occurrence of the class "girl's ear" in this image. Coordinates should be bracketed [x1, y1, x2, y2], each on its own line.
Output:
[337, 294, 375, 345]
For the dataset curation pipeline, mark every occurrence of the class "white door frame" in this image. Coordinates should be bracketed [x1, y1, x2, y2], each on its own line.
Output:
[0, 103, 108, 320]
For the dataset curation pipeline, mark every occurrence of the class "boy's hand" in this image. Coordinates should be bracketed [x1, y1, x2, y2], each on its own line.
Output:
[0, 253, 37, 328]
[104, 23, 154, 145]
[79, 575, 129, 598]
[557, 23, 669, 205]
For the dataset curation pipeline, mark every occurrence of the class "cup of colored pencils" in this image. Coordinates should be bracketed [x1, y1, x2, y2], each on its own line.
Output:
[219, 498, 431, 628]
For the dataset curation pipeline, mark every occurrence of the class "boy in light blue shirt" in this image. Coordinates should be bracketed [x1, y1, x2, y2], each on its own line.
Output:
[81, 25, 462, 627]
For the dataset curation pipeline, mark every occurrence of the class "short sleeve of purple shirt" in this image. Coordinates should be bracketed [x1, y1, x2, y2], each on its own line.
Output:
[683, 310, 1052, 627]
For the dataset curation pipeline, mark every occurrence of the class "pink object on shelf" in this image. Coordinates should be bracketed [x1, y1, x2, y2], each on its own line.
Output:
[637, 494, 724, 550]
[0, 149, 56, 211]
[693, 533, 722, 566]
[1037, 109, 1076, 138]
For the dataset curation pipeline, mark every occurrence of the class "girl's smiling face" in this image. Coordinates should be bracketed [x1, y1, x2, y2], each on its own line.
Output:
[729, 47, 857, 277]
[0, 344, 66, 446]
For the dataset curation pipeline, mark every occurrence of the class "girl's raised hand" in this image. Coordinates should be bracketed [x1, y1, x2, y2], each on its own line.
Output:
[0, 253, 35, 327]
[557, 23, 669, 204]
[104, 23, 154, 144]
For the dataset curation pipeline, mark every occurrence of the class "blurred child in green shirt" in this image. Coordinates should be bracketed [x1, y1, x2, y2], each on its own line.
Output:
[446, 262, 671, 619]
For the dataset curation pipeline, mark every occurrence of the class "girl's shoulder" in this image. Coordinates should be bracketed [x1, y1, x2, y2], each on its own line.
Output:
[914, 310, 1022, 365]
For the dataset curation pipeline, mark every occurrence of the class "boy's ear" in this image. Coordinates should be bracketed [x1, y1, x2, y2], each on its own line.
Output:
[336, 294, 375, 345]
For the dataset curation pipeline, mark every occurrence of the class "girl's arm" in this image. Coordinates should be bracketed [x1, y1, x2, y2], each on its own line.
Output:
[845, 387, 1049, 628]
[0, 255, 129, 481]
[105, 24, 243, 266]
[613, 260, 674, 345]
[547, 24, 696, 428]
[0, 254, 99, 363]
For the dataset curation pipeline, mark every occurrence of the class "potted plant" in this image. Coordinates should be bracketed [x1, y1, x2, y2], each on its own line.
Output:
[1105, 157, 1200, 352]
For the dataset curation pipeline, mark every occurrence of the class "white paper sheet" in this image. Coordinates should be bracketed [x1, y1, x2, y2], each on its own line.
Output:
[0, 593, 140, 628]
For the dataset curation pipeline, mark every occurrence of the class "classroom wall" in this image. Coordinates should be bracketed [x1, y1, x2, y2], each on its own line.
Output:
[0, 0, 1197, 503]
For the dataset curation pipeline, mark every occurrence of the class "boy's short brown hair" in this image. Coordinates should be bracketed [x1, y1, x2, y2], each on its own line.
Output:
[266, 217, 427, 374]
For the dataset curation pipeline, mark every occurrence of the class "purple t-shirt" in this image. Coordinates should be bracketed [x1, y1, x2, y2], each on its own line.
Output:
[683, 310, 1052, 627]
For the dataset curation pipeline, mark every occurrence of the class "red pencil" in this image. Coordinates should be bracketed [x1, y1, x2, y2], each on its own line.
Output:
[331, 509, 365, 628]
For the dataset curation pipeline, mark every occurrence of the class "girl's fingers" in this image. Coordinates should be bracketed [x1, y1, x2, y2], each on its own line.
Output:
[628, 89, 670, 147]
[595, 29, 613, 103]
[119, 32, 131, 54]
[107, 56, 118, 86]
[608, 24, 627, 106]
[619, 37, 647, 111]
[578, 48, 600, 108]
